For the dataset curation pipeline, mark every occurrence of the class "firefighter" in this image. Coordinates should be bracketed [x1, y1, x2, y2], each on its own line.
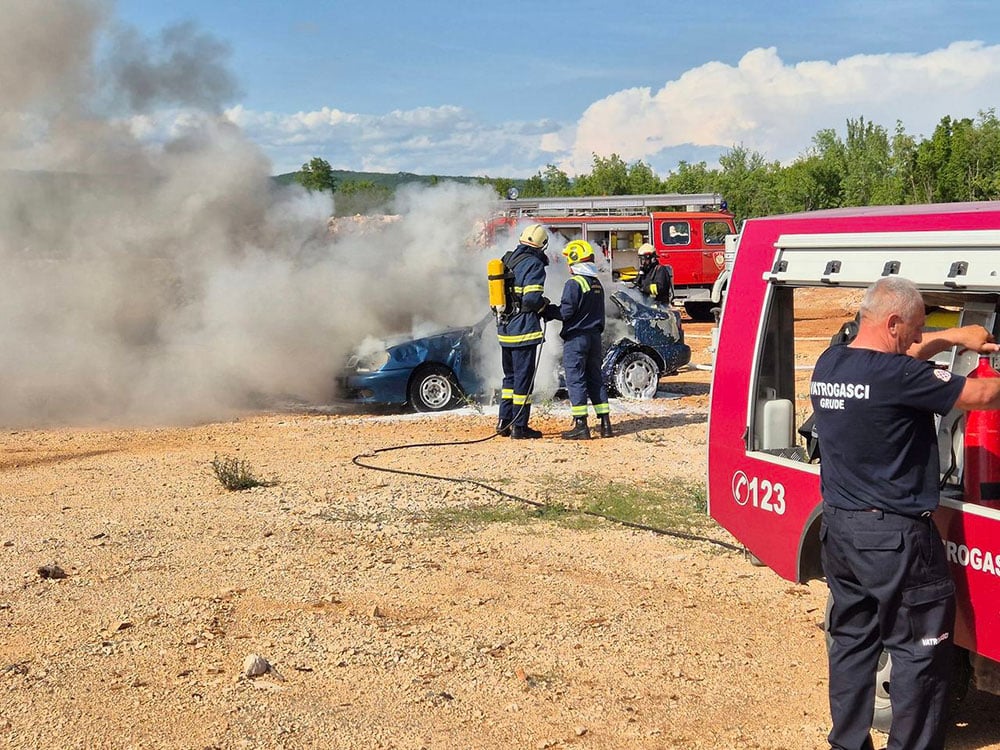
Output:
[550, 240, 613, 439]
[811, 277, 1000, 750]
[496, 223, 553, 439]
[635, 243, 673, 306]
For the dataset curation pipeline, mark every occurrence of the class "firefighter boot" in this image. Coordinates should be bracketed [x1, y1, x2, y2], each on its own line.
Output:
[561, 417, 591, 440]
[496, 417, 512, 437]
[599, 415, 615, 438]
[511, 425, 543, 439]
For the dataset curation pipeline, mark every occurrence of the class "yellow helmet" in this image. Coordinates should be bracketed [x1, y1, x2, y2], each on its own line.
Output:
[518, 223, 549, 249]
[637, 242, 656, 256]
[563, 239, 595, 265]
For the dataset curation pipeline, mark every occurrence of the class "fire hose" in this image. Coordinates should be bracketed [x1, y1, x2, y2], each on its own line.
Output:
[352, 323, 743, 552]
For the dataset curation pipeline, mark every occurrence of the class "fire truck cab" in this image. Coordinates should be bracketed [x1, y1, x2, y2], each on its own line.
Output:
[489, 193, 736, 321]
[707, 201, 1000, 718]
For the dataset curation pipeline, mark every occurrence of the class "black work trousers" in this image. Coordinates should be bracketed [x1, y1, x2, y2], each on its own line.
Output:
[821, 505, 956, 750]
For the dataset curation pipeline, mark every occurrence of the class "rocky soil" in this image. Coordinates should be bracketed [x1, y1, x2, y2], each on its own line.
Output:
[2, 316, 999, 749]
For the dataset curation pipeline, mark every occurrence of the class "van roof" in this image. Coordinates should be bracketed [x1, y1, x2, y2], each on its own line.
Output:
[750, 201, 1000, 223]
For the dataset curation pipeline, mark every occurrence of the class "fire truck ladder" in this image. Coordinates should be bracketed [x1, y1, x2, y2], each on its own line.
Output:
[496, 193, 725, 218]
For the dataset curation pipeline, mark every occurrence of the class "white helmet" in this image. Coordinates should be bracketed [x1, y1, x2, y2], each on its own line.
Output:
[518, 224, 549, 249]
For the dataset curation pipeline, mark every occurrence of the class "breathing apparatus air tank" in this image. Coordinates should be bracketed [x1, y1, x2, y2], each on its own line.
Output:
[487, 258, 507, 318]
[964, 353, 1000, 506]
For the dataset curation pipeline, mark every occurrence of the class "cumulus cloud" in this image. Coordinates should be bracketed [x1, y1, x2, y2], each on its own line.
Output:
[215, 41, 1000, 178]
[222, 103, 559, 176]
[25, 12, 1000, 182]
[560, 41, 1000, 174]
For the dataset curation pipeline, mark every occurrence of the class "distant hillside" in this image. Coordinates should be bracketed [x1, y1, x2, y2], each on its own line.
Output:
[272, 169, 494, 190]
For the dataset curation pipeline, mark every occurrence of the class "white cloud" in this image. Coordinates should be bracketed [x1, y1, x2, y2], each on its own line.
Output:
[221, 102, 560, 176]
[561, 41, 1000, 174]
[120, 41, 1000, 179]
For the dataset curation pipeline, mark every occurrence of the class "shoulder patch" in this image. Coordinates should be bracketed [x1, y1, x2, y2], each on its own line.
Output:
[933, 369, 952, 382]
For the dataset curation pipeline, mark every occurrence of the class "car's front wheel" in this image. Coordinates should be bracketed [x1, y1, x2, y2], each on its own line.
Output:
[612, 351, 660, 400]
[408, 364, 462, 412]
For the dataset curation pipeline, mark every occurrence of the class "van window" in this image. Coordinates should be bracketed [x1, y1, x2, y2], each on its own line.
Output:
[704, 221, 729, 245]
[661, 221, 690, 246]
[749, 287, 860, 460]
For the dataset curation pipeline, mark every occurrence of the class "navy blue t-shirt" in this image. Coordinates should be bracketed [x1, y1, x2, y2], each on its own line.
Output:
[810, 345, 965, 515]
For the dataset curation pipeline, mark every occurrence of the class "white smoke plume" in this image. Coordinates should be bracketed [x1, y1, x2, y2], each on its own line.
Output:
[0, 0, 504, 426]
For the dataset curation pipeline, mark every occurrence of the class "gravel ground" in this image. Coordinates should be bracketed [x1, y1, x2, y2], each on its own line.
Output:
[2, 321, 999, 749]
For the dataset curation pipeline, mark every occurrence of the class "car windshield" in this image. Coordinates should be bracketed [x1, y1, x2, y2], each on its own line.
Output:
[610, 288, 670, 321]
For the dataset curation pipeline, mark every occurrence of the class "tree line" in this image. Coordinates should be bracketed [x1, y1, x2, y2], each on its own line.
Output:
[292, 110, 1000, 225]
[482, 110, 1000, 225]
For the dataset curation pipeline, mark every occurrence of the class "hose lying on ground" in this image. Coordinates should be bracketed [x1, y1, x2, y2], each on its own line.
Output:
[351, 434, 743, 554]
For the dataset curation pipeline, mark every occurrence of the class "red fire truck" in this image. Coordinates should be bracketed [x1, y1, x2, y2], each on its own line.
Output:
[707, 201, 1000, 727]
[487, 193, 736, 321]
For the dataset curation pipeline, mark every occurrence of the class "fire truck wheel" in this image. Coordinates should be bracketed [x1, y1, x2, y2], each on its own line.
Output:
[683, 301, 716, 322]
[825, 594, 893, 732]
[612, 351, 660, 400]
[408, 364, 462, 412]
[868, 646, 970, 733]
[872, 651, 892, 733]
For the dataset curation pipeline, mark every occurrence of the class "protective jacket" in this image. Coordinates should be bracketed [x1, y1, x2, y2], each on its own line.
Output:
[638, 261, 673, 304]
[496, 244, 548, 348]
[557, 274, 605, 340]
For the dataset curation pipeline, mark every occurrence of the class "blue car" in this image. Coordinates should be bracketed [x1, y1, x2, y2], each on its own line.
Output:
[339, 289, 691, 412]
[601, 289, 692, 400]
[339, 315, 492, 412]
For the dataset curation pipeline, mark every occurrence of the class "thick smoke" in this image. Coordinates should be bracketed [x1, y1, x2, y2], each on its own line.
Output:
[0, 0, 508, 426]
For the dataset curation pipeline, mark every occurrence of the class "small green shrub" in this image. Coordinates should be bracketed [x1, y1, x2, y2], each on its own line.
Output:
[211, 455, 275, 491]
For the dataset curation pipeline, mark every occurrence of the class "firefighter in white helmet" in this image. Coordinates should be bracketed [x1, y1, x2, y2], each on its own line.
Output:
[495, 223, 553, 439]
[635, 242, 674, 306]
[548, 240, 613, 439]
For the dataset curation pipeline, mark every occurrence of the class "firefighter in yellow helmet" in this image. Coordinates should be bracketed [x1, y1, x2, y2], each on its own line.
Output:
[635, 242, 674, 306]
[495, 223, 554, 439]
[548, 240, 613, 439]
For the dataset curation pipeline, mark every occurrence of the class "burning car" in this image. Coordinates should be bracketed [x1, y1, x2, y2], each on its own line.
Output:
[601, 289, 691, 399]
[338, 316, 492, 412]
[338, 288, 691, 412]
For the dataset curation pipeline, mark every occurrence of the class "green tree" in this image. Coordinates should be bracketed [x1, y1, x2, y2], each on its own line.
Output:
[334, 180, 393, 216]
[575, 153, 630, 195]
[970, 109, 1000, 200]
[626, 160, 662, 194]
[715, 145, 782, 224]
[520, 165, 572, 197]
[661, 161, 718, 194]
[521, 172, 545, 197]
[295, 157, 337, 193]
[493, 177, 517, 198]
[541, 164, 573, 196]
[841, 117, 896, 206]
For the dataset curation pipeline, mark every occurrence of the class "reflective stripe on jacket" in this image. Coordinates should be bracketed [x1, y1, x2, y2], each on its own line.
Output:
[559, 274, 605, 340]
[497, 244, 548, 348]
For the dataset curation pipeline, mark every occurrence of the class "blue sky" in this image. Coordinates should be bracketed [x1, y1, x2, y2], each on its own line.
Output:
[52, 1, 1000, 177]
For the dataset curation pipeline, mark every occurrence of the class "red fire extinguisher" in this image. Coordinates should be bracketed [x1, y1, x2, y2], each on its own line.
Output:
[964, 354, 1000, 506]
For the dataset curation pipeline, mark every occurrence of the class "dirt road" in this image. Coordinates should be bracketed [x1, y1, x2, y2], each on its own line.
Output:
[1, 319, 999, 749]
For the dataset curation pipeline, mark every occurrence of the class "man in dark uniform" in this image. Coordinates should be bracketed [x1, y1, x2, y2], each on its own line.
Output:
[547, 240, 613, 440]
[811, 276, 1000, 750]
[635, 242, 673, 306]
[496, 223, 551, 439]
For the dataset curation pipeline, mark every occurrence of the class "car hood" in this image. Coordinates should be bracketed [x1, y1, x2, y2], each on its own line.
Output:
[380, 324, 477, 351]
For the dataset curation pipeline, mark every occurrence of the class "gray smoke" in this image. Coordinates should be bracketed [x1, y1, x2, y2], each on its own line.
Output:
[0, 0, 504, 426]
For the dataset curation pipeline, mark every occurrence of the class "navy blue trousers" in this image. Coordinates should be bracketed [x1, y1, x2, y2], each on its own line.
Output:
[822, 505, 956, 750]
[562, 332, 609, 417]
[499, 345, 537, 428]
